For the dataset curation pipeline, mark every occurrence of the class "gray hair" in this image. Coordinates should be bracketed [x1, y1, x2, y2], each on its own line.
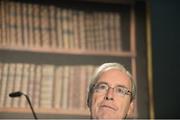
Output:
[87, 63, 136, 108]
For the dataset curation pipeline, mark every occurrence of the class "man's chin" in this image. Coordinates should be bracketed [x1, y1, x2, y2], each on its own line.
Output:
[97, 112, 119, 119]
[94, 111, 127, 119]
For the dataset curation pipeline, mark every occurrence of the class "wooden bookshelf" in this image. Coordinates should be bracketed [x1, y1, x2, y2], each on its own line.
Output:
[0, 46, 135, 57]
[0, 0, 150, 119]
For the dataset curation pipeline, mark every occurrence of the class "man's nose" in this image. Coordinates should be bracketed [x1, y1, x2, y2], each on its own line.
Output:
[104, 87, 114, 100]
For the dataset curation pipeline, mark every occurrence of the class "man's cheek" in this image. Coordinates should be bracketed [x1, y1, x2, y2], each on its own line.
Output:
[92, 95, 102, 112]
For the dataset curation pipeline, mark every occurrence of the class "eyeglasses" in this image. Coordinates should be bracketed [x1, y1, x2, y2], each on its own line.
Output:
[93, 82, 132, 96]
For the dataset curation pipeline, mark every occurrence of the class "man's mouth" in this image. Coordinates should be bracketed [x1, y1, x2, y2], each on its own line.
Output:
[100, 104, 118, 111]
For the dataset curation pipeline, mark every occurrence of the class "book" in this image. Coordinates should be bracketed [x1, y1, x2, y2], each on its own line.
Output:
[84, 12, 93, 50]
[97, 12, 104, 51]
[79, 66, 86, 109]
[33, 64, 42, 108]
[12, 63, 23, 108]
[72, 11, 80, 49]
[8, 1, 16, 46]
[79, 11, 86, 50]
[56, 7, 63, 49]
[62, 9, 69, 49]
[114, 12, 122, 51]
[49, 5, 57, 48]
[53, 66, 63, 108]
[33, 4, 41, 47]
[67, 66, 73, 109]
[93, 12, 100, 51]
[0, 63, 2, 97]
[0, 1, 6, 46]
[27, 64, 35, 108]
[0, 1, 3, 45]
[72, 66, 81, 109]
[20, 63, 29, 108]
[5, 63, 16, 108]
[67, 9, 74, 49]
[16, 2, 23, 46]
[61, 66, 69, 109]
[40, 4, 50, 48]
[21, 2, 29, 47]
[102, 12, 110, 51]
[62, 9, 74, 49]
[40, 64, 54, 108]
[27, 3, 34, 47]
[5, 2, 11, 46]
[0, 63, 9, 108]
[108, 12, 116, 51]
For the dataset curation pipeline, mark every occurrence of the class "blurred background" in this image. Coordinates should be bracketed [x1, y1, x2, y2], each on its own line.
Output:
[151, 0, 180, 118]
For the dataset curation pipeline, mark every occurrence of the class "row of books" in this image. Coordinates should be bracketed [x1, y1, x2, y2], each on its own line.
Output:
[0, 62, 97, 110]
[0, 1, 122, 51]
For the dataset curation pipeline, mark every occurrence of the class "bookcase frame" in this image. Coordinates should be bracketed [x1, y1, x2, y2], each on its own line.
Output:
[0, 0, 152, 119]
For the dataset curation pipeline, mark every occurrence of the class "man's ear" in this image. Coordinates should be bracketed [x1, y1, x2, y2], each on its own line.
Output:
[127, 100, 135, 118]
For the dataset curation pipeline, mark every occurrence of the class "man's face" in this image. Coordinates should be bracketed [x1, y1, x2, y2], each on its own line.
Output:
[91, 69, 133, 119]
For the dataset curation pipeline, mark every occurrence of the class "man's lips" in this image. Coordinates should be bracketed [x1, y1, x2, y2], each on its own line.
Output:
[100, 104, 118, 111]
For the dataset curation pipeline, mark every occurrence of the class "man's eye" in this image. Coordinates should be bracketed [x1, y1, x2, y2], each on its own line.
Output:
[99, 85, 106, 89]
[97, 84, 107, 90]
[116, 87, 124, 93]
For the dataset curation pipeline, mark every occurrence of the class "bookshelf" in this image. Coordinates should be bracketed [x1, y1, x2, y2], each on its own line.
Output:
[0, 0, 150, 119]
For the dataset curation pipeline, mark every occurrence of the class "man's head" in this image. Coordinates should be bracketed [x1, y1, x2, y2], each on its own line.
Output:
[87, 63, 136, 119]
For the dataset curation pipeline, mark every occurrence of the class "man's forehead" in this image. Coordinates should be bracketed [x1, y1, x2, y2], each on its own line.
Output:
[97, 69, 131, 89]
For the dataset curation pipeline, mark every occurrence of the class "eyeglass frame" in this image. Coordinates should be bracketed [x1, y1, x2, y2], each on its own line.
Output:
[93, 82, 132, 97]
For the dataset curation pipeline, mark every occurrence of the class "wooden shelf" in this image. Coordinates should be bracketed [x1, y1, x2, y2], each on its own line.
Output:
[0, 46, 136, 57]
[0, 108, 89, 116]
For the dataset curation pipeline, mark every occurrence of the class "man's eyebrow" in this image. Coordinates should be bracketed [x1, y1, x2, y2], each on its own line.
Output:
[96, 81, 108, 85]
[116, 84, 129, 90]
[96, 81, 129, 89]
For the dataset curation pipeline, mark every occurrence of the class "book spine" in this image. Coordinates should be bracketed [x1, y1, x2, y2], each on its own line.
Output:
[62, 66, 69, 109]
[56, 7, 63, 49]
[8, 2, 16, 46]
[27, 64, 35, 108]
[115, 13, 122, 51]
[93, 12, 99, 51]
[12, 63, 23, 108]
[91, 12, 96, 51]
[33, 64, 41, 108]
[21, 3, 29, 47]
[0, 63, 9, 108]
[79, 66, 86, 109]
[0, 63, 2, 101]
[67, 66, 72, 109]
[1, 1, 7, 46]
[62, 9, 69, 49]
[72, 11, 80, 49]
[20, 63, 29, 108]
[5, 63, 16, 108]
[49, 5, 57, 48]
[15, 2, 23, 46]
[109, 12, 116, 51]
[72, 66, 80, 109]
[5, 2, 11, 46]
[53, 66, 62, 108]
[0, 1, 3, 45]
[67, 9, 74, 49]
[79, 11, 85, 50]
[33, 4, 41, 47]
[84, 12, 91, 50]
[40, 65, 54, 108]
[40, 5, 50, 48]
[27, 3, 34, 47]
[102, 12, 110, 51]
[97, 12, 104, 51]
